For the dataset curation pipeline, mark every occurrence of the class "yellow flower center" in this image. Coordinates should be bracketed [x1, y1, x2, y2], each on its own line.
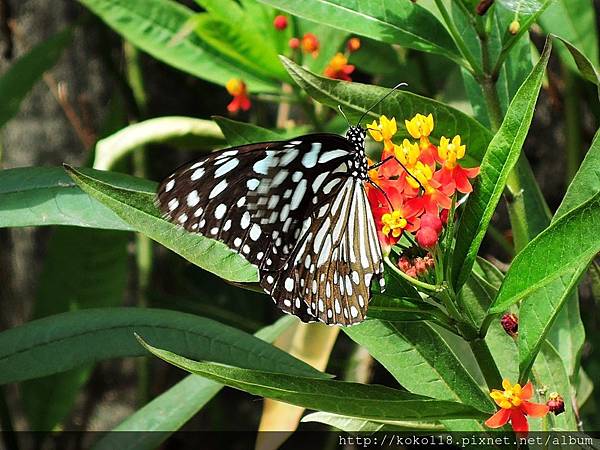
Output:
[327, 53, 348, 72]
[438, 135, 466, 170]
[405, 113, 434, 139]
[394, 139, 420, 167]
[490, 379, 524, 409]
[226, 78, 245, 96]
[381, 210, 407, 238]
[406, 161, 434, 193]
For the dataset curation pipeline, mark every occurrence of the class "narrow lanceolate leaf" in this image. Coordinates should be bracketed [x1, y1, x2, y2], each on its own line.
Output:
[93, 117, 224, 170]
[452, 39, 552, 290]
[302, 412, 443, 432]
[90, 316, 296, 450]
[139, 338, 489, 421]
[212, 116, 295, 147]
[258, 0, 461, 63]
[281, 57, 492, 164]
[0, 167, 133, 230]
[0, 308, 319, 385]
[0, 28, 72, 128]
[490, 191, 600, 315]
[344, 320, 496, 415]
[76, 0, 278, 92]
[554, 37, 600, 99]
[65, 165, 258, 282]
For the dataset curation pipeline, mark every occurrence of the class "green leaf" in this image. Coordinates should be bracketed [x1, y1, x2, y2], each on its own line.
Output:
[0, 167, 133, 230]
[93, 117, 224, 170]
[213, 116, 292, 146]
[531, 342, 578, 430]
[302, 412, 443, 432]
[257, 0, 461, 63]
[366, 295, 449, 324]
[281, 57, 492, 164]
[490, 192, 600, 315]
[22, 228, 129, 431]
[76, 0, 278, 92]
[139, 338, 489, 421]
[64, 166, 258, 282]
[451, 38, 552, 290]
[0, 28, 72, 129]
[343, 320, 496, 414]
[539, 1, 599, 71]
[0, 308, 319, 385]
[90, 316, 295, 450]
[553, 37, 600, 98]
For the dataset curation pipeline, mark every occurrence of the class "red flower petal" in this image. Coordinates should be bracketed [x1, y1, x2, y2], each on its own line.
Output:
[522, 401, 549, 418]
[510, 408, 529, 434]
[520, 381, 533, 400]
[484, 408, 511, 428]
[454, 167, 473, 194]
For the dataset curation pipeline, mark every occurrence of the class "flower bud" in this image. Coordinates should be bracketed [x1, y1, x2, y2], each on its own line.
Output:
[509, 20, 520, 35]
[420, 213, 443, 234]
[476, 0, 494, 15]
[414, 257, 428, 275]
[424, 254, 435, 269]
[289, 37, 300, 49]
[547, 392, 565, 416]
[440, 209, 449, 225]
[398, 256, 411, 272]
[347, 37, 361, 53]
[302, 32, 320, 56]
[405, 267, 418, 278]
[501, 313, 519, 337]
[416, 227, 438, 248]
[273, 15, 288, 30]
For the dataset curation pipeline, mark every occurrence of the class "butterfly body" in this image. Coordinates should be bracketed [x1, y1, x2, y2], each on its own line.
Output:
[157, 126, 384, 326]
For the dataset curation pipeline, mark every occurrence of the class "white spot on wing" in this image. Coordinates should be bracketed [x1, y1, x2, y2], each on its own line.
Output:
[209, 179, 228, 199]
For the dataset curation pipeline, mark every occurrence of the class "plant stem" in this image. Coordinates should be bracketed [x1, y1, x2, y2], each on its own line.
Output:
[434, 0, 482, 77]
[470, 337, 503, 390]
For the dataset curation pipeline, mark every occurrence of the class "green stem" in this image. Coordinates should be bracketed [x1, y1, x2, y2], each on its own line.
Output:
[470, 337, 504, 390]
[434, 0, 481, 77]
[384, 255, 441, 293]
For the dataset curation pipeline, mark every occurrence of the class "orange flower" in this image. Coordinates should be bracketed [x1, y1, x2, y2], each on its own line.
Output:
[404, 162, 452, 214]
[323, 53, 355, 81]
[347, 37, 361, 52]
[225, 79, 251, 113]
[485, 379, 549, 434]
[434, 135, 480, 194]
[301, 32, 319, 57]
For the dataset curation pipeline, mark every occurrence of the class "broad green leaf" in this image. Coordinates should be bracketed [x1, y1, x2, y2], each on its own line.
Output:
[451, 39, 552, 290]
[22, 228, 129, 431]
[490, 192, 600, 315]
[139, 338, 489, 421]
[281, 57, 492, 164]
[343, 320, 496, 414]
[555, 129, 600, 220]
[366, 295, 449, 324]
[539, 1, 598, 71]
[90, 316, 295, 450]
[0, 167, 133, 230]
[213, 116, 294, 146]
[93, 117, 224, 170]
[0, 308, 319, 385]
[531, 342, 578, 430]
[302, 412, 443, 432]
[65, 166, 258, 282]
[0, 29, 72, 129]
[76, 0, 278, 92]
[257, 0, 461, 63]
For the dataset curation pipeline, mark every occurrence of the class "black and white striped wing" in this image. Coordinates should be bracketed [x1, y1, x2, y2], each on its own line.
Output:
[156, 134, 384, 325]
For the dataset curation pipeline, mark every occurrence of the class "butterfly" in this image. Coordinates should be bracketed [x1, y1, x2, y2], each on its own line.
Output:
[156, 87, 404, 326]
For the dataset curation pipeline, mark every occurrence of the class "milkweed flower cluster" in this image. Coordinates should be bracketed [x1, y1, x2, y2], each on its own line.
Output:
[485, 379, 549, 434]
[323, 37, 360, 81]
[366, 113, 480, 255]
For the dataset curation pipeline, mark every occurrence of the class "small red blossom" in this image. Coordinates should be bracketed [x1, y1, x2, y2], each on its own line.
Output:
[501, 313, 519, 337]
[289, 37, 300, 49]
[273, 15, 288, 30]
[301, 32, 319, 57]
[435, 135, 480, 194]
[547, 393, 565, 415]
[416, 227, 438, 248]
[324, 53, 355, 81]
[420, 213, 442, 234]
[347, 37, 361, 52]
[225, 78, 251, 113]
[485, 379, 549, 434]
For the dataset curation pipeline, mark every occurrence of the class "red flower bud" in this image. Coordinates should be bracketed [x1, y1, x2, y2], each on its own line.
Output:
[501, 313, 519, 337]
[414, 257, 428, 275]
[273, 15, 288, 30]
[424, 254, 435, 269]
[547, 392, 565, 416]
[347, 37, 361, 53]
[420, 213, 443, 234]
[398, 256, 411, 272]
[440, 209, 449, 225]
[416, 227, 438, 248]
[405, 267, 418, 278]
[289, 37, 300, 49]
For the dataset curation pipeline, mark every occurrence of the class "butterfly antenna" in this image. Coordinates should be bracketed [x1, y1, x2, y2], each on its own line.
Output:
[358, 82, 407, 126]
[338, 105, 351, 127]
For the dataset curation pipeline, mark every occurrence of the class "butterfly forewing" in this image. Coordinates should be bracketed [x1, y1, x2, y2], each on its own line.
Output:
[156, 131, 384, 326]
